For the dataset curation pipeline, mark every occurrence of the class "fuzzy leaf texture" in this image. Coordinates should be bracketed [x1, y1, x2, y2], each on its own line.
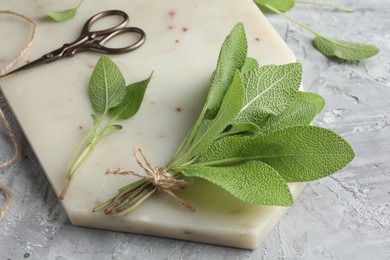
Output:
[313, 35, 380, 61]
[181, 161, 293, 206]
[233, 63, 302, 127]
[241, 57, 259, 75]
[255, 0, 295, 12]
[109, 73, 152, 120]
[88, 56, 126, 113]
[197, 126, 354, 182]
[205, 23, 247, 119]
[258, 92, 324, 135]
[188, 71, 244, 157]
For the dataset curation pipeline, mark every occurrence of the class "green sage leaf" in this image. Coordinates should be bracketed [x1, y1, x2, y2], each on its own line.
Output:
[255, 0, 295, 12]
[100, 124, 123, 137]
[197, 126, 354, 182]
[313, 35, 380, 61]
[223, 122, 260, 136]
[233, 63, 302, 126]
[88, 56, 126, 113]
[110, 73, 152, 120]
[181, 161, 293, 206]
[258, 92, 324, 135]
[205, 23, 247, 119]
[47, 1, 82, 22]
[189, 71, 244, 157]
[241, 57, 259, 75]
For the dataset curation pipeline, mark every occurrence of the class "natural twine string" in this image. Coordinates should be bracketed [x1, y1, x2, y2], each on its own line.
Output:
[108, 147, 196, 211]
[0, 10, 37, 221]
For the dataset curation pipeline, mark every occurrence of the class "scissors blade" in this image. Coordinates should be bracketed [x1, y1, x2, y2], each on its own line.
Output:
[0, 48, 65, 78]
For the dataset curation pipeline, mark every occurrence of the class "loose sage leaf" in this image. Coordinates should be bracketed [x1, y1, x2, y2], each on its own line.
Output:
[197, 126, 354, 182]
[241, 57, 259, 75]
[313, 35, 380, 61]
[100, 124, 123, 137]
[47, 0, 82, 23]
[189, 71, 244, 157]
[110, 73, 152, 120]
[255, 0, 295, 12]
[233, 63, 302, 127]
[89, 56, 126, 113]
[205, 23, 247, 119]
[181, 161, 293, 206]
[258, 92, 324, 135]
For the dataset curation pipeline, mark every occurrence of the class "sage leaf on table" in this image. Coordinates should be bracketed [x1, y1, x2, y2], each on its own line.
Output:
[313, 35, 380, 61]
[95, 23, 354, 216]
[47, 1, 82, 22]
[255, 0, 295, 12]
[59, 56, 152, 200]
[257, 2, 380, 61]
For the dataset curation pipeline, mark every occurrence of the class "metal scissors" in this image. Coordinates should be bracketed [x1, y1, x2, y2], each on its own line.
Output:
[1, 10, 145, 78]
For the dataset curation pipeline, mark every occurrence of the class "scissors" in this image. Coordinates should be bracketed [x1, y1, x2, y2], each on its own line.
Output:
[1, 10, 145, 78]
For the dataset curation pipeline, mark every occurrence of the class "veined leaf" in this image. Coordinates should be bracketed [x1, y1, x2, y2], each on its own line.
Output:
[88, 56, 126, 113]
[296, 91, 325, 114]
[241, 57, 259, 75]
[110, 73, 152, 120]
[181, 161, 293, 206]
[205, 23, 247, 119]
[197, 126, 354, 182]
[47, 1, 82, 22]
[233, 63, 302, 126]
[313, 35, 380, 61]
[188, 71, 244, 157]
[223, 122, 260, 136]
[258, 92, 324, 135]
[255, 0, 295, 12]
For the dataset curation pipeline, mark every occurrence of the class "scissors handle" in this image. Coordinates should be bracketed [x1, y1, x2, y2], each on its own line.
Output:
[71, 27, 146, 55]
[80, 10, 129, 40]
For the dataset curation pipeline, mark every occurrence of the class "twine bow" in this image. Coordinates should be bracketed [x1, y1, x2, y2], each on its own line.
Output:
[0, 10, 36, 221]
[108, 147, 195, 211]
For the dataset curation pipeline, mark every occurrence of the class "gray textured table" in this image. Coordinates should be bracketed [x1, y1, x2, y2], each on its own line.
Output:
[1, 1, 389, 259]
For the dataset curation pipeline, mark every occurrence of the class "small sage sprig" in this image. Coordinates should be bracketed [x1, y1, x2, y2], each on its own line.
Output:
[59, 56, 152, 200]
[94, 23, 354, 216]
[47, 0, 83, 22]
[255, 0, 380, 61]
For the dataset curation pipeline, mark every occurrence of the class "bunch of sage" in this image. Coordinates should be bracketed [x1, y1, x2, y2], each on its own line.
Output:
[94, 23, 354, 216]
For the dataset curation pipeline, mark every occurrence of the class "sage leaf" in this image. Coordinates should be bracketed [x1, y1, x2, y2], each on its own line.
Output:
[100, 124, 123, 137]
[296, 91, 325, 114]
[255, 0, 295, 12]
[189, 71, 244, 157]
[224, 122, 260, 136]
[233, 63, 302, 126]
[181, 161, 293, 206]
[88, 56, 126, 113]
[241, 57, 259, 75]
[313, 35, 380, 61]
[110, 73, 152, 120]
[205, 23, 247, 119]
[197, 126, 354, 182]
[258, 92, 324, 135]
[47, 1, 82, 22]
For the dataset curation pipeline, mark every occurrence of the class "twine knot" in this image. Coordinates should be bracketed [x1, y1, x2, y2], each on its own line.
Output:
[108, 147, 195, 211]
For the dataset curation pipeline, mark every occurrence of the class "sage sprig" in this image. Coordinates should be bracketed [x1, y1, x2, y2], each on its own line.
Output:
[59, 56, 152, 200]
[94, 23, 354, 216]
[256, 1, 380, 61]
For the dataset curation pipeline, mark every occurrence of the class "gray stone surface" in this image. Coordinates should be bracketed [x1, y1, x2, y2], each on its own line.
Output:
[1, 0, 389, 259]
